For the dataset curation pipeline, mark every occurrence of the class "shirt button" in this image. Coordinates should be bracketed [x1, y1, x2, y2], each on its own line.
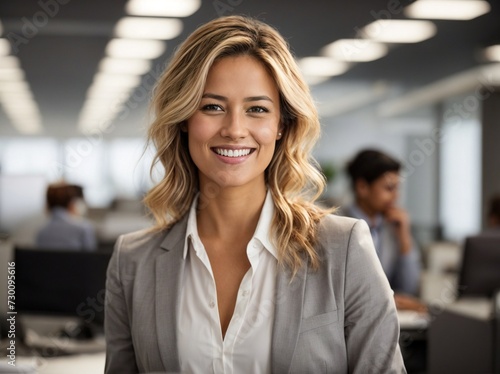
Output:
[209, 300, 216, 308]
[242, 290, 249, 297]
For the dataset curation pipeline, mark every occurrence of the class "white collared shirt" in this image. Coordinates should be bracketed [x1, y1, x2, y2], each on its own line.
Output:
[177, 191, 278, 374]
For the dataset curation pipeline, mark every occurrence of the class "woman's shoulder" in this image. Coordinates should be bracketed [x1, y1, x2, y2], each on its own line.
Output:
[114, 215, 187, 260]
[318, 213, 363, 235]
[118, 227, 165, 247]
[316, 214, 371, 254]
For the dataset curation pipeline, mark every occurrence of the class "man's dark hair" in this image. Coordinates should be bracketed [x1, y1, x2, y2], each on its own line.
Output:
[346, 149, 401, 190]
[46, 183, 80, 210]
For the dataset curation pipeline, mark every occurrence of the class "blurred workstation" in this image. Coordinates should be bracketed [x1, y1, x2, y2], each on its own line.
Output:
[1, 0, 500, 373]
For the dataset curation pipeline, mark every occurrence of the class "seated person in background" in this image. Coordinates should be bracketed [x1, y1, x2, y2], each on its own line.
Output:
[343, 149, 425, 312]
[36, 182, 97, 251]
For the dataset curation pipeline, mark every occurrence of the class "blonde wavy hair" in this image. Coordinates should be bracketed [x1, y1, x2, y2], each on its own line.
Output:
[145, 15, 332, 274]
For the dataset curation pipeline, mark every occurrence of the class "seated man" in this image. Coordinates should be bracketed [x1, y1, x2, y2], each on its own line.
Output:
[36, 182, 97, 251]
[343, 149, 424, 311]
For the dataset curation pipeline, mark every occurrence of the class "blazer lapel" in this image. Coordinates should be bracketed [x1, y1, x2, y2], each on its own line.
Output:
[155, 216, 188, 371]
[271, 262, 308, 373]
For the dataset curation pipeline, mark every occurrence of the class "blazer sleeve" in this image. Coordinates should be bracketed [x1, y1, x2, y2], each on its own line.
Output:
[104, 236, 139, 374]
[343, 220, 406, 374]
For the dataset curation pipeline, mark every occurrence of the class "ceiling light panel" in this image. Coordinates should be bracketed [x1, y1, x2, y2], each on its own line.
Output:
[321, 39, 388, 62]
[0, 81, 31, 93]
[298, 57, 350, 77]
[0, 56, 21, 69]
[361, 20, 437, 43]
[93, 73, 142, 88]
[0, 39, 11, 56]
[99, 57, 152, 75]
[0, 68, 25, 80]
[115, 17, 183, 40]
[126, 0, 201, 17]
[106, 39, 166, 59]
[484, 45, 500, 62]
[405, 0, 490, 20]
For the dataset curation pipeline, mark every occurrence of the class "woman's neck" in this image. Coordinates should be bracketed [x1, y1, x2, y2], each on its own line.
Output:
[197, 184, 267, 243]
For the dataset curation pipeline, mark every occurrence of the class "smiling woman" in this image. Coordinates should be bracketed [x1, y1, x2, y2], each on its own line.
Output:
[104, 15, 406, 374]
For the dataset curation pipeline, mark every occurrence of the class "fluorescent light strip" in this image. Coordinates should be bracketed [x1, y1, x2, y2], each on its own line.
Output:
[87, 87, 132, 96]
[0, 53, 42, 134]
[298, 57, 350, 77]
[321, 39, 388, 62]
[0, 56, 21, 69]
[93, 72, 142, 88]
[0, 39, 11, 56]
[361, 20, 437, 43]
[484, 45, 500, 62]
[0, 91, 34, 101]
[0, 81, 31, 92]
[0, 68, 25, 80]
[1, 102, 42, 134]
[99, 57, 152, 75]
[106, 38, 166, 59]
[405, 0, 490, 20]
[126, 0, 201, 17]
[303, 75, 333, 86]
[115, 17, 183, 40]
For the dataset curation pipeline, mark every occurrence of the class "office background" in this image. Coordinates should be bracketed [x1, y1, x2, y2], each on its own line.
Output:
[0, 1, 499, 373]
[1, 0, 499, 243]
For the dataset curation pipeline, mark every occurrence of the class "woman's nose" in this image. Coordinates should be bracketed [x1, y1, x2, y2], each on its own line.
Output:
[220, 111, 248, 140]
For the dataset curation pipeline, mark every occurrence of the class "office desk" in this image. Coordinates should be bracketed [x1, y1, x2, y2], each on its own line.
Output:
[0, 315, 105, 374]
[0, 352, 105, 374]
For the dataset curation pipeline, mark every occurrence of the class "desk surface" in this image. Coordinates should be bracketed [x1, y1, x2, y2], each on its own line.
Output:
[398, 310, 430, 330]
[0, 352, 105, 374]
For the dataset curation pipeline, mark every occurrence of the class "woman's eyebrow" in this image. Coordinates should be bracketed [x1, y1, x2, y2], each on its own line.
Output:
[244, 96, 273, 103]
[202, 93, 226, 101]
[202, 93, 274, 103]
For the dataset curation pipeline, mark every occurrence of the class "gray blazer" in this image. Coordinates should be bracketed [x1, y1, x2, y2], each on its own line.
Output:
[104, 214, 406, 373]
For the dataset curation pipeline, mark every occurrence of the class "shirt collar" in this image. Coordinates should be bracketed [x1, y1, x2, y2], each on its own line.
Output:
[51, 207, 71, 220]
[253, 190, 278, 260]
[184, 193, 200, 260]
[182, 190, 278, 260]
[350, 202, 383, 229]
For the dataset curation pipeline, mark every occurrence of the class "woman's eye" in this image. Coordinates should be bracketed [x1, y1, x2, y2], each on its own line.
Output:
[248, 106, 268, 113]
[201, 104, 223, 111]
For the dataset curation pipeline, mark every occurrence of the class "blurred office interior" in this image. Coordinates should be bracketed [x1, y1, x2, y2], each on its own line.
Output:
[0, 0, 500, 373]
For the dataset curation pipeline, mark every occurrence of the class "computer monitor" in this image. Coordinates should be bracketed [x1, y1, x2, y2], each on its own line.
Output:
[15, 248, 112, 328]
[458, 234, 500, 298]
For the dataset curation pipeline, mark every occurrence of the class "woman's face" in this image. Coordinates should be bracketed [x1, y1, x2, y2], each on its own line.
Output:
[186, 55, 282, 192]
